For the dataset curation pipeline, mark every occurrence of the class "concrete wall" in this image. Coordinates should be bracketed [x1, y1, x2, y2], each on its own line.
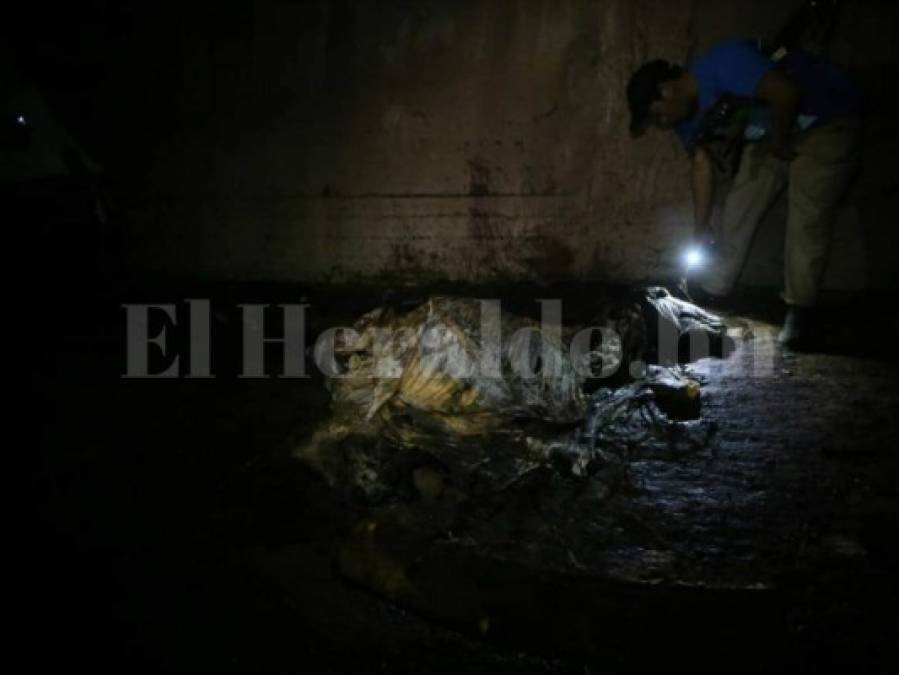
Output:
[115, 0, 899, 289]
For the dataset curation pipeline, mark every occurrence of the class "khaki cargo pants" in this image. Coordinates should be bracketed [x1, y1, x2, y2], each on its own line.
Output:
[702, 117, 861, 307]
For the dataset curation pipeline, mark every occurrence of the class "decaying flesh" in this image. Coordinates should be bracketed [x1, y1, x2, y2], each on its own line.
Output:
[292, 288, 724, 495]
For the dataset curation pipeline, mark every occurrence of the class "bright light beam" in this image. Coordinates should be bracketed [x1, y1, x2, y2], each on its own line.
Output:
[683, 247, 704, 270]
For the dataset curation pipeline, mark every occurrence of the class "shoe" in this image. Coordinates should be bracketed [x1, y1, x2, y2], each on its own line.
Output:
[778, 306, 819, 350]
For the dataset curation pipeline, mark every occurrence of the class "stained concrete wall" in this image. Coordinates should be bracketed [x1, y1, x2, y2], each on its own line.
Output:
[115, 0, 898, 288]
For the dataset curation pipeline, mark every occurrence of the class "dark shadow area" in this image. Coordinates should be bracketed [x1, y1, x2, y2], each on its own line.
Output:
[9, 1, 899, 672]
[24, 277, 899, 673]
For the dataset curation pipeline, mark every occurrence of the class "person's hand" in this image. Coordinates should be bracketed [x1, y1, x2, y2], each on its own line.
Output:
[693, 226, 717, 251]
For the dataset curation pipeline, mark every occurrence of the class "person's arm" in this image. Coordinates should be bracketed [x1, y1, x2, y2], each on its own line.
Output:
[692, 145, 714, 241]
[755, 68, 800, 160]
[707, 41, 799, 160]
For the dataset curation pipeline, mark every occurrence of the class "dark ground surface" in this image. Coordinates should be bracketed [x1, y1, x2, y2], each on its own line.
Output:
[27, 279, 899, 674]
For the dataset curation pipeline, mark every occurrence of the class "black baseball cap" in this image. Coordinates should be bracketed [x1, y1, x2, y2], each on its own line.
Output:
[626, 60, 682, 136]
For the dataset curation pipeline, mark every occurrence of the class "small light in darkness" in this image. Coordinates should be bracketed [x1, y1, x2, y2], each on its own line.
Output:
[683, 247, 705, 270]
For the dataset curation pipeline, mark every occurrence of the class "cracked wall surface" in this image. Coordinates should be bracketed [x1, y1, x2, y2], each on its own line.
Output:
[116, 0, 898, 288]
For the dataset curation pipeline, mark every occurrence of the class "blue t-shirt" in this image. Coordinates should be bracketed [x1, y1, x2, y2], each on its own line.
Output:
[675, 39, 859, 150]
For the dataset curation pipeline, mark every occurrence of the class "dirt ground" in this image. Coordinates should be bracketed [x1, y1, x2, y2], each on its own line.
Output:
[29, 282, 899, 673]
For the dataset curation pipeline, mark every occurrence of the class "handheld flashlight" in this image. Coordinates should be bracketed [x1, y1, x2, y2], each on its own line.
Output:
[683, 246, 705, 271]
[678, 245, 707, 303]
